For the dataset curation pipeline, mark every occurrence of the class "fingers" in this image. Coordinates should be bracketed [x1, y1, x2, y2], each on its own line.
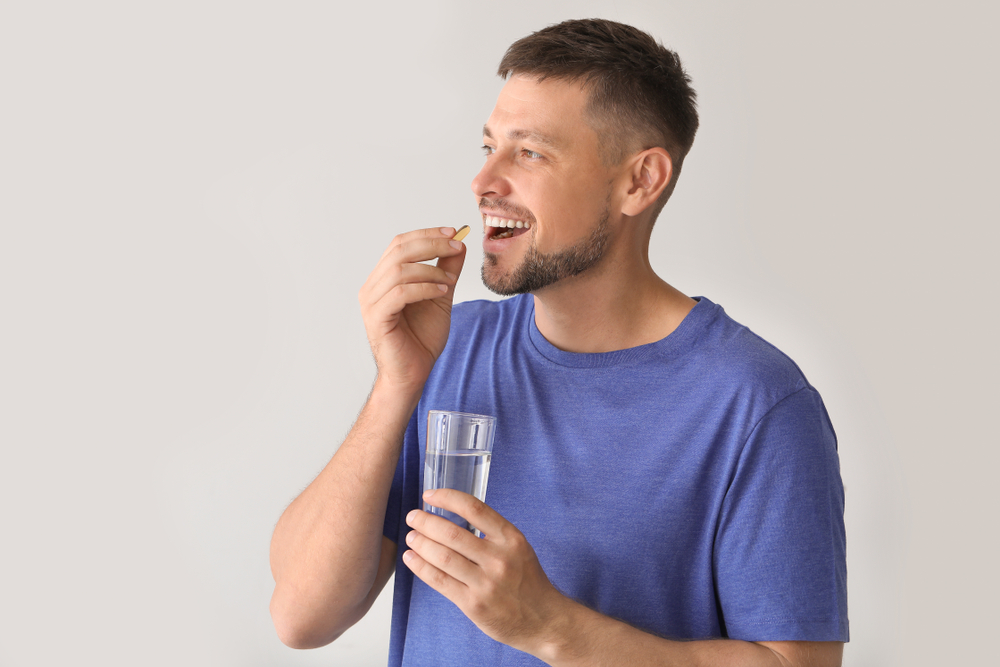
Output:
[402, 506, 491, 605]
[362, 228, 467, 308]
[402, 547, 469, 603]
[365, 283, 446, 333]
[420, 489, 511, 544]
[367, 262, 454, 305]
[371, 254, 457, 298]
[378, 226, 460, 262]
[404, 514, 481, 583]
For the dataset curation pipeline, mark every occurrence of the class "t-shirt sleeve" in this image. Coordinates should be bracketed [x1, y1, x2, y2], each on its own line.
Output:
[383, 411, 421, 546]
[714, 386, 849, 642]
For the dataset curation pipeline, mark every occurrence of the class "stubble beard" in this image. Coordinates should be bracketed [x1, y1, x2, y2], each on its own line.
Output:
[481, 207, 611, 296]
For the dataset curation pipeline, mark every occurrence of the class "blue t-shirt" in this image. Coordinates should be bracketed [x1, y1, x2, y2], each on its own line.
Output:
[383, 295, 848, 666]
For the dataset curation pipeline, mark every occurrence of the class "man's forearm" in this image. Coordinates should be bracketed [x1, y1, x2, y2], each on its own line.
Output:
[268, 379, 419, 648]
[534, 596, 842, 667]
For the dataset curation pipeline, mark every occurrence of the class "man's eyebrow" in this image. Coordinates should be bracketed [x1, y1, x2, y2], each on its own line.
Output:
[482, 124, 560, 149]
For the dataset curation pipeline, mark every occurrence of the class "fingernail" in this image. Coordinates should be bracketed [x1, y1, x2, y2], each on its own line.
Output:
[437, 284, 447, 292]
[406, 510, 417, 524]
[445, 272, 457, 280]
[449, 241, 462, 249]
[402, 550, 414, 564]
[406, 531, 415, 545]
[424, 489, 436, 498]
[440, 227, 454, 236]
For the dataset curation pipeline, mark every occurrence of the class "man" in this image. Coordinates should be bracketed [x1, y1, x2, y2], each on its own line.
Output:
[269, 19, 848, 667]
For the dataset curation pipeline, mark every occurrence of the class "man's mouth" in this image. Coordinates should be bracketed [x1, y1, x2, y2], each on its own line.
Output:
[484, 214, 532, 240]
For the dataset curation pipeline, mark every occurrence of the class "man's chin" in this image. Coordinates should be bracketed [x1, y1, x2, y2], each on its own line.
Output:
[481, 253, 563, 296]
[481, 256, 529, 296]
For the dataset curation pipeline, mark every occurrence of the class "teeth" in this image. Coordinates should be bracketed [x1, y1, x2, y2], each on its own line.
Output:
[482, 215, 531, 229]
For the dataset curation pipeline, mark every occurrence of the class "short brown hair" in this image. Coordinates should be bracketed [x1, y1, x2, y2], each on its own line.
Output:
[498, 19, 699, 213]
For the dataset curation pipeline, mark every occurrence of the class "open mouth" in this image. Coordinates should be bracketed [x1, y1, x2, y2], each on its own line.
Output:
[484, 214, 532, 240]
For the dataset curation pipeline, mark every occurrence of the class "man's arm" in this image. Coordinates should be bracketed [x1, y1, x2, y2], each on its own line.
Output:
[403, 489, 843, 667]
[268, 227, 467, 648]
[530, 602, 843, 667]
[268, 386, 409, 649]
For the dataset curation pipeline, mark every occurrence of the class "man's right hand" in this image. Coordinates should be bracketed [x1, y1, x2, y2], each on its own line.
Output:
[359, 226, 467, 393]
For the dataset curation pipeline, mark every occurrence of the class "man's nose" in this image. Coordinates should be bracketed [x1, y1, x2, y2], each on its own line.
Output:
[471, 156, 511, 199]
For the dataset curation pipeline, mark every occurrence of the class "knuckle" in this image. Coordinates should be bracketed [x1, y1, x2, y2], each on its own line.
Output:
[387, 240, 405, 260]
[509, 532, 526, 550]
[444, 524, 463, 543]
[429, 568, 448, 588]
[499, 523, 520, 543]
[468, 498, 487, 517]
[492, 557, 511, 580]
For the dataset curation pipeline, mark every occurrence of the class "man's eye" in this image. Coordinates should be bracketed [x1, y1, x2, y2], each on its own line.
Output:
[481, 145, 495, 156]
[522, 149, 542, 159]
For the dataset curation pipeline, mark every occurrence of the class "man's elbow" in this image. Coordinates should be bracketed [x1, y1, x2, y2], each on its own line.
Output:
[269, 589, 352, 650]
[272, 618, 341, 651]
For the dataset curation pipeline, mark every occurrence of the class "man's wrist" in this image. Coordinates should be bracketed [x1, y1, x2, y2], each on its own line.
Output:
[528, 593, 601, 666]
[368, 374, 424, 415]
[527, 596, 685, 667]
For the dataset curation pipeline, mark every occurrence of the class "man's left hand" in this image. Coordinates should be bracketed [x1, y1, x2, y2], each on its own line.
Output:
[403, 488, 565, 653]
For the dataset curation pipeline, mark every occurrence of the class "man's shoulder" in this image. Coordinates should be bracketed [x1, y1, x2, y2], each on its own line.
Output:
[692, 298, 812, 397]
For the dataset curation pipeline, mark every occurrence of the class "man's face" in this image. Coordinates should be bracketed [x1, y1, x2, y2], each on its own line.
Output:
[472, 75, 620, 295]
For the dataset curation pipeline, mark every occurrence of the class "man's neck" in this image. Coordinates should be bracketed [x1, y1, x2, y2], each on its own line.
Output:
[530, 255, 696, 354]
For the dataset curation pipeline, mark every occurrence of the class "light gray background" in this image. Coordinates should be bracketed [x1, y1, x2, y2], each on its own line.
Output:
[1, 1, 996, 665]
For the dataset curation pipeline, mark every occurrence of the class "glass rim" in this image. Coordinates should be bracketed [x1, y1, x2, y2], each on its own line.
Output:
[427, 410, 496, 423]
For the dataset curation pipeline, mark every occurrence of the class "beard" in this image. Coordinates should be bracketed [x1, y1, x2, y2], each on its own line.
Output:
[481, 206, 611, 296]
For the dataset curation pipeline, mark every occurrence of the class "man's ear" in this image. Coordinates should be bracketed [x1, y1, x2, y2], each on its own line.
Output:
[621, 148, 672, 217]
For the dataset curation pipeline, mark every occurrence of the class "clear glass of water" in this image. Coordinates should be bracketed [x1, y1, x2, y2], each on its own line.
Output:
[423, 410, 497, 536]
